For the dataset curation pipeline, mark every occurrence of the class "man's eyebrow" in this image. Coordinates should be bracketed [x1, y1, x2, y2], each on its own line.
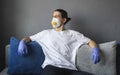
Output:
[52, 15, 60, 18]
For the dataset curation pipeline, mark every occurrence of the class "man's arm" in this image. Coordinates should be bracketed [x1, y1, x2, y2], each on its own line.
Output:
[23, 37, 31, 43]
[88, 39, 101, 64]
[88, 40, 97, 48]
[18, 36, 31, 56]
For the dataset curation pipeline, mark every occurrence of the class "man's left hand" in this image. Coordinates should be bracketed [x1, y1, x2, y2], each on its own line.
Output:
[92, 47, 101, 64]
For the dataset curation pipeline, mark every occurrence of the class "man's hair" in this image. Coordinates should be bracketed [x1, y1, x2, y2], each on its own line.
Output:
[54, 9, 71, 25]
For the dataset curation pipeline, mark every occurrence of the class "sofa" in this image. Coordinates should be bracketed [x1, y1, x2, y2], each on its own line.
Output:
[0, 37, 119, 75]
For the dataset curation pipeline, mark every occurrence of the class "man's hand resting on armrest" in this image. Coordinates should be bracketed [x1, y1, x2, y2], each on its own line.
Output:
[18, 37, 31, 56]
[92, 47, 100, 64]
[89, 40, 101, 64]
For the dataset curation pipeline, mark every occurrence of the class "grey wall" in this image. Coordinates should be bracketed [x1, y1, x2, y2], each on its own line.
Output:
[2, 0, 120, 43]
[1, 0, 120, 71]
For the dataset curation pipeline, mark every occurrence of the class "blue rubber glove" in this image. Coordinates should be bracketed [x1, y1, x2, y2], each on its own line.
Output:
[92, 47, 100, 64]
[18, 39, 28, 56]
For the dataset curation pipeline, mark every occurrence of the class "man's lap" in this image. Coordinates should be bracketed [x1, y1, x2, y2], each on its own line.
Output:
[42, 65, 93, 75]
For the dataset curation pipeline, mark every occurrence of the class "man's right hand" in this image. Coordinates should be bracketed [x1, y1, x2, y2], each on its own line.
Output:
[18, 39, 28, 56]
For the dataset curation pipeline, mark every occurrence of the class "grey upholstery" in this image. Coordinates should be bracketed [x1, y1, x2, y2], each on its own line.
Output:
[0, 45, 10, 75]
[76, 41, 117, 75]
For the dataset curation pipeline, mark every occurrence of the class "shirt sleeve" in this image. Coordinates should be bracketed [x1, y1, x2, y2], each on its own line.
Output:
[29, 32, 42, 41]
[75, 32, 90, 44]
[30, 30, 49, 42]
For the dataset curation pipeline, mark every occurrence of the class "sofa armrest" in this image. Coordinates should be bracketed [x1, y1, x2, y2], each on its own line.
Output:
[76, 41, 117, 75]
[5, 45, 10, 67]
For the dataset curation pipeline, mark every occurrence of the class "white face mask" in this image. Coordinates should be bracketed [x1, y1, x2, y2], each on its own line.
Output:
[51, 18, 61, 28]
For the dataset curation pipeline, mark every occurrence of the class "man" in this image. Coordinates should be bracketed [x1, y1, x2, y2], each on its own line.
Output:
[18, 9, 100, 75]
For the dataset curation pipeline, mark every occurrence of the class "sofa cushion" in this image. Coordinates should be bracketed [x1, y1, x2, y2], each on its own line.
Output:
[76, 41, 117, 75]
[7, 37, 45, 75]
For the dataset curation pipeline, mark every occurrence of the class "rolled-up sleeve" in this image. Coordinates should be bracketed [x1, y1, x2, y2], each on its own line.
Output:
[75, 32, 90, 44]
[30, 32, 42, 41]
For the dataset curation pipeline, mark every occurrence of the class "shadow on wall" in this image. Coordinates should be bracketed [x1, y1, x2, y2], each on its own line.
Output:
[0, 0, 17, 71]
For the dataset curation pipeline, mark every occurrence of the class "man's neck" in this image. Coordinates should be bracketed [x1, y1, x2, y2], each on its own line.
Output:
[55, 25, 65, 31]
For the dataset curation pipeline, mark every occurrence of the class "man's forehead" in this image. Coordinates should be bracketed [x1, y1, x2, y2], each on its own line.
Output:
[53, 11, 61, 16]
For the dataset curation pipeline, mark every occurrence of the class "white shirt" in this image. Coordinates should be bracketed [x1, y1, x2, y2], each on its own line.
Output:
[30, 29, 90, 70]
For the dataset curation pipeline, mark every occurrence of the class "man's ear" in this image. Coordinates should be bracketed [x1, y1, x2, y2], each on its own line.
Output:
[63, 18, 67, 24]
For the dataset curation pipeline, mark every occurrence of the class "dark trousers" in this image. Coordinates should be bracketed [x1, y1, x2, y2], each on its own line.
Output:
[41, 65, 93, 75]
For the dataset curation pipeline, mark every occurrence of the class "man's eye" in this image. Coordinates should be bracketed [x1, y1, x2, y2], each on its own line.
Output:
[53, 16, 56, 18]
[53, 15, 60, 18]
